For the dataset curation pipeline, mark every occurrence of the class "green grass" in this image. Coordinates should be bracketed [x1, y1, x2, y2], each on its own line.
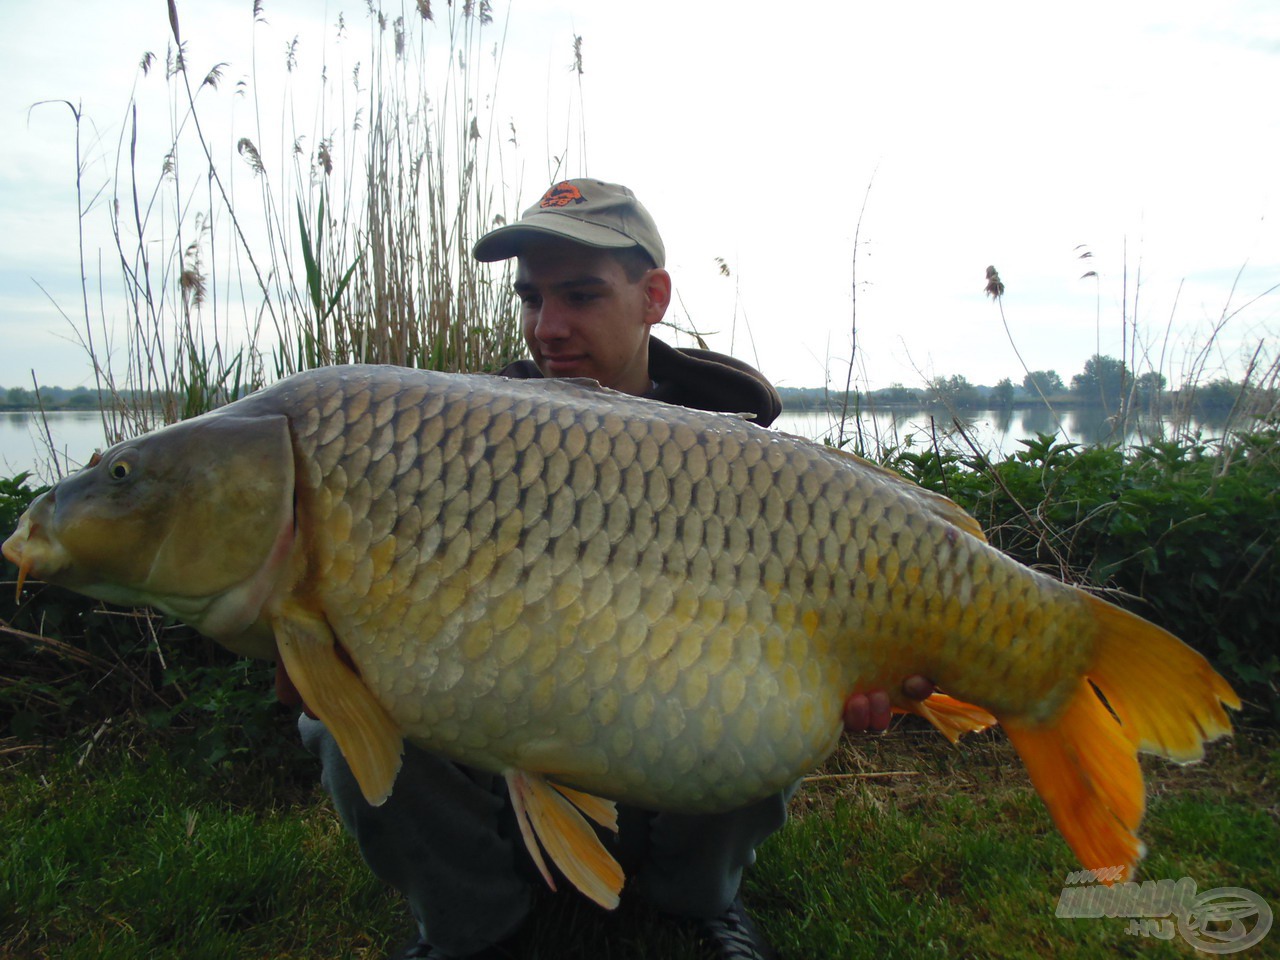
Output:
[3, 728, 1275, 959]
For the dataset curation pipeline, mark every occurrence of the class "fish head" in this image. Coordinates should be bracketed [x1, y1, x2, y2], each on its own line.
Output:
[2, 413, 296, 653]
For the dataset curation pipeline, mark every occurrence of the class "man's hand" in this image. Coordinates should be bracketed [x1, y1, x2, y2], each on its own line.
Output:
[842, 676, 935, 733]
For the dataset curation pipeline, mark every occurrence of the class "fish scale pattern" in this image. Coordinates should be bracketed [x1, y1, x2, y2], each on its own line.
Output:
[256, 365, 1094, 812]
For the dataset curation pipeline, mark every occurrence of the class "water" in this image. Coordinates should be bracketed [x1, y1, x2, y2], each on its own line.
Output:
[0, 405, 1238, 481]
[775, 405, 1234, 459]
[1, 410, 108, 481]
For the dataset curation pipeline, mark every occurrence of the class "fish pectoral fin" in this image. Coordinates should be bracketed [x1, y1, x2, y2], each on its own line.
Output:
[273, 606, 403, 806]
[900, 692, 998, 744]
[505, 770, 623, 910]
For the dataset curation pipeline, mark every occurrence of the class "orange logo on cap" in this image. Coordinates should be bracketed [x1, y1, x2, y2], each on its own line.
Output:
[540, 182, 587, 208]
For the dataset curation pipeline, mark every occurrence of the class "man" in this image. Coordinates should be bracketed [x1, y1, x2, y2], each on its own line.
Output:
[299, 179, 931, 959]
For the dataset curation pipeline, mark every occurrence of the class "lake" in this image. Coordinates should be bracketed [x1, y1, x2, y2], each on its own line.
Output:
[0, 404, 1238, 482]
[774, 405, 1236, 459]
[1, 410, 111, 481]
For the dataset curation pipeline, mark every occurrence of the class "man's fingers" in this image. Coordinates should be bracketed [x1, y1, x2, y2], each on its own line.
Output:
[843, 694, 871, 733]
[867, 689, 891, 731]
[902, 675, 935, 701]
[843, 677, 937, 733]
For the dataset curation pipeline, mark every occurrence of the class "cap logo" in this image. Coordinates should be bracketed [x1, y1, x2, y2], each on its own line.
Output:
[539, 181, 588, 208]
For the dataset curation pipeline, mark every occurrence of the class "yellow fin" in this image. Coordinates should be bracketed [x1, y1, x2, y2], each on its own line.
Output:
[1002, 596, 1238, 875]
[902, 693, 997, 744]
[1003, 681, 1146, 874]
[551, 783, 620, 833]
[505, 770, 623, 910]
[273, 605, 403, 806]
[1082, 594, 1239, 761]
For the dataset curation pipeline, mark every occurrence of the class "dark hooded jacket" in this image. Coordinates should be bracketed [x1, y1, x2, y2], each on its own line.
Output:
[497, 336, 783, 427]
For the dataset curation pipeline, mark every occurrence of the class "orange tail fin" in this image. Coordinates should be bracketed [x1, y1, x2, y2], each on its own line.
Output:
[1002, 595, 1239, 876]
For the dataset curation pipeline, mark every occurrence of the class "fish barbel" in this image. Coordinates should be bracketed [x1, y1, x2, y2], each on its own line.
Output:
[2, 364, 1238, 908]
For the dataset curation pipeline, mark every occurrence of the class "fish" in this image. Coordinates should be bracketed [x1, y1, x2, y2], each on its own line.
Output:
[3, 364, 1238, 909]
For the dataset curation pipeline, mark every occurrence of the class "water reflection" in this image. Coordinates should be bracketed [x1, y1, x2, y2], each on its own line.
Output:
[779, 405, 1240, 459]
[0, 404, 1250, 478]
[0, 410, 107, 480]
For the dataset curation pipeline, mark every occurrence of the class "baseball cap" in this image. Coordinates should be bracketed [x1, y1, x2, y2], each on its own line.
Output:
[473, 179, 666, 267]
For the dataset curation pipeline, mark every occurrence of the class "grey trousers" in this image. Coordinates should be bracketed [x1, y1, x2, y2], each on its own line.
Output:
[299, 716, 791, 956]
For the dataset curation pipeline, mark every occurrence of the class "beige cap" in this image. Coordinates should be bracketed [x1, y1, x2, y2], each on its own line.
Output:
[473, 179, 666, 267]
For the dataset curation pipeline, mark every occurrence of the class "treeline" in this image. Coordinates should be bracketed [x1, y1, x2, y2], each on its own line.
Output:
[8, 354, 1272, 418]
[0, 384, 250, 413]
[779, 354, 1273, 415]
[0, 385, 102, 411]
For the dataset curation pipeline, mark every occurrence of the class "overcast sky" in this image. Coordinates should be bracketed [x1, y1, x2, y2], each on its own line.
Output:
[2, 0, 1277, 393]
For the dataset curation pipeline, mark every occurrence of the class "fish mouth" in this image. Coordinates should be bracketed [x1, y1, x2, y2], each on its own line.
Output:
[3, 507, 70, 600]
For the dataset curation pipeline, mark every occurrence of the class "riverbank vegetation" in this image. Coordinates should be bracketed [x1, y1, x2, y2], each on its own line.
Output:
[3, 0, 1277, 956]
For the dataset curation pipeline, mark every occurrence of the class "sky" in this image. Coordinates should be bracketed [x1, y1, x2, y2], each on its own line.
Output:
[1, 0, 1277, 394]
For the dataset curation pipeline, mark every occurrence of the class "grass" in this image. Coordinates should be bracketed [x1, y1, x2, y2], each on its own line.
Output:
[3, 726, 1275, 959]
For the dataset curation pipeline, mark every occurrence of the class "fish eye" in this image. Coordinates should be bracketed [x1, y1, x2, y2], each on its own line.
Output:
[106, 453, 135, 481]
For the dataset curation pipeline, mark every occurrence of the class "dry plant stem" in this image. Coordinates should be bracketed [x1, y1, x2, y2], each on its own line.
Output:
[62, 1, 531, 446]
[989, 290, 1066, 441]
[167, 3, 278, 329]
[837, 173, 877, 452]
[803, 771, 919, 783]
[950, 419, 1075, 582]
[0, 617, 116, 671]
[927, 417, 952, 500]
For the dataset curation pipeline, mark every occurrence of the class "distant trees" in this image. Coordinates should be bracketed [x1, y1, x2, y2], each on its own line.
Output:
[1071, 354, 1129, 408]
[877, 383, 922, 405]
[1134, 371, 1167, 406]
[1022, 370, 1064, 396]
[0, 384, 103, 410]
[990, 378, 1015, 408]
[769, 363, 1265, 416]
[926, 374, 981, 408]
[1189, 378, 1243, 411]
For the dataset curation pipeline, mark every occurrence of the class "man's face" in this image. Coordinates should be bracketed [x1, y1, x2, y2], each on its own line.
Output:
[514, 238, 669, 396]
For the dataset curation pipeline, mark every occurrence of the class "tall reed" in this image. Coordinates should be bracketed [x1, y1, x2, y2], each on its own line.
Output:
[68, 0, 531, 448]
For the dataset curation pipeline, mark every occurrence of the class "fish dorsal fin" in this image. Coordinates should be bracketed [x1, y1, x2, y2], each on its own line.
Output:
[819, 444, 988, 543]
[273, 603, 404, 805]
[505, 770, 623, 910]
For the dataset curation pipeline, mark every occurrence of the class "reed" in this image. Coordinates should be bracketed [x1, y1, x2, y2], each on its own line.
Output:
[65, 0, 532, 448]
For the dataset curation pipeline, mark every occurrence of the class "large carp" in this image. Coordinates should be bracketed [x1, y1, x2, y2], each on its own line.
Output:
[3, 364, 1237, 908]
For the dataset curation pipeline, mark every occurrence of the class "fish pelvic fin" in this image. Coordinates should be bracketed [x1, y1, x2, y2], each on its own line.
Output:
[1002, 595, 1239, 876]
[273, 605, 404, 806]
[505, 770, 623, 910]
[901, 693, 997, 744]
